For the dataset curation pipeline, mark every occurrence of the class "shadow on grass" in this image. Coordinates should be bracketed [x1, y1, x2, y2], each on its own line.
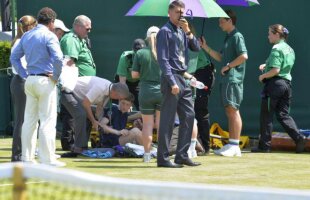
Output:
[77, 165, 157, 169]
[0, 148, 11, 151]
[0, 157, 10, 159]
[73, 159, 142, 163]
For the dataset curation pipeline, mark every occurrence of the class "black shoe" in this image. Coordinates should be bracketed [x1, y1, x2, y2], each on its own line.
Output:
[157, 161, 184, 168]
[251, 147, 271, 153]
[61, 152, 79, 158]
[296, 136, 306, 153]
[175, 158, 201, 166]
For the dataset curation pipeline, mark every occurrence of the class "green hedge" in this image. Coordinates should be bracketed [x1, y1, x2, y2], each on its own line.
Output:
[0, 41, 11, 74]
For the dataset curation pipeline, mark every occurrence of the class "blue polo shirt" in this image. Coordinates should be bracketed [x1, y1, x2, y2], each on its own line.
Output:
[104, 104, 128, 130]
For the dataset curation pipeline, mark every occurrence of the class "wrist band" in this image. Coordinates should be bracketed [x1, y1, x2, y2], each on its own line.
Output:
[189, 76, 194, 80]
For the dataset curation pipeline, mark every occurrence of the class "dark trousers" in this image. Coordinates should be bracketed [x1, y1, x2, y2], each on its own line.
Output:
[194, 96, 210, 151]
[59, 104, 75, 150]
[193, 66, 214, 151]
[157, 74, 195, 164]
[60, 92, 91, 149]
[10, 75, 26, 161]
[259, 77, 304, 150]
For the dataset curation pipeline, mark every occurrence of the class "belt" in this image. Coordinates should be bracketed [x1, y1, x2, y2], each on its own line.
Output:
[29, 73, 49, 77]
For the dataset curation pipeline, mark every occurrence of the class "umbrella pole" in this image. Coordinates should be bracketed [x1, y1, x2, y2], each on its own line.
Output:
[200, 18, 205, 37]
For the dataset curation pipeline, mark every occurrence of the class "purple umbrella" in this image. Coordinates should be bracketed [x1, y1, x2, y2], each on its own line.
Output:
[126, 0, 229, 18]
[216, 0, 260, 7]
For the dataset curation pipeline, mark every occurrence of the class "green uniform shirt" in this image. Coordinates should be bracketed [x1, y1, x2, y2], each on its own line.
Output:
[132, 47, 161, 84]
[187, 50, 211, 74]
[116, 50, 138, 83]
[220, 29, 247, 83]
[265, 40, 295, 81]
[60, 31, 96, 76]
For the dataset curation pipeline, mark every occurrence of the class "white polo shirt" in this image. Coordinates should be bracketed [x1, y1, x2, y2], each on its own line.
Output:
[73, 76, 111, 105]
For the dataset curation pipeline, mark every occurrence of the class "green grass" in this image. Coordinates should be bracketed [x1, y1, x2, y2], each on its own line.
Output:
[1, 137, 310, 190]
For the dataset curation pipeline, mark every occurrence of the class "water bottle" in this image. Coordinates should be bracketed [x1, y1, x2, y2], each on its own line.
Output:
[190, 79, 208, 91]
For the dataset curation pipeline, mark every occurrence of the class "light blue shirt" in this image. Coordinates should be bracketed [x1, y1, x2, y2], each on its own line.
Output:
[10, 24, 63, 81]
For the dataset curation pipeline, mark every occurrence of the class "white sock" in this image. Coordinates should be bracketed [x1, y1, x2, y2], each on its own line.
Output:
[229, 139, 239, 146]
[190, 139, 197, 151]
[144, 152, 151, 157]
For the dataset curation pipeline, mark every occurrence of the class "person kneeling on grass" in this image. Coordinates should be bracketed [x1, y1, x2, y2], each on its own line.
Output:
[99, 94, 143, 147]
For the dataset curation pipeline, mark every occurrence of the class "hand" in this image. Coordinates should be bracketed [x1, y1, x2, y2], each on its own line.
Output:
[179, 18, 190, 33]
[198, 36, 208, 49]
[259, 74, 265, 82]
[133, 119, 143, 130]
[47, 73, 57, 84]
[120, 129, 129, 136]
[91, 120, 100, 131]
[191, 76, 197, 82]
[221, 65, 230, 75]
[259, 64, 266, 71]
[171, 84, 180, 95]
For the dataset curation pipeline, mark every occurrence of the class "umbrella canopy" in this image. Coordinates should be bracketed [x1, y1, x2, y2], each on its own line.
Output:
[126, 0, 229, 18]
[215, 0, 259, 7]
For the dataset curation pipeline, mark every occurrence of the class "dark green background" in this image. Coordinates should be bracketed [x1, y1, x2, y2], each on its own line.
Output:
[4, 0, 308, 136]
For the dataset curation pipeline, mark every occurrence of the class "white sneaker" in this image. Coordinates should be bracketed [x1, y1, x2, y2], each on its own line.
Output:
[43, 160, 66, 167]
[55, 154, 61, 159]
[214, 144, 242, 157]
[143, 154, 152, 163]
[187, 149, 197, 158]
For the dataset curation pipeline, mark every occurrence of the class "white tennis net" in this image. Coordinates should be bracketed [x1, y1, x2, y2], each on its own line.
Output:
[0, 162, 310, 200]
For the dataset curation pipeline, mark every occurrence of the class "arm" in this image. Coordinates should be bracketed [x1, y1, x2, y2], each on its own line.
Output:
[127, 111, 142, 122]
[221, 53, 248, 75]
[47, 34, 63, 82]
[10, 40, 28, 79]
[131, 71, 140, 79]
[156, 29, 177, 87]
[100, 117, 122, 135]
[259, 67, 280, 82]
[119, 76, 127, 84]
[179, 19, 200, 52]
[200, 36, 222, 62]
[82, 97, 99, 130]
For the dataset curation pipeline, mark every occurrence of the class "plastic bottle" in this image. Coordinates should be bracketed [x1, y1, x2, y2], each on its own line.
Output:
[190, 79, 208, 91]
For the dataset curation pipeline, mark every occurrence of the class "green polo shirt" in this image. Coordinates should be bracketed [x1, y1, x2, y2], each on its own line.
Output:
[220, 29, 247, 83]
[265, 40, 295, 81]
[116, 50, 138, 83]
[60, 31, 96, 76]
[187, 50, 211, 74]
[132, 47, 161, 84]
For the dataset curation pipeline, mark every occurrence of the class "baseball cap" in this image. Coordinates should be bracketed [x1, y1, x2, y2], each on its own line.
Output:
[146, 26, 160, 38]
[132, 38, 146, 52]
[54, 19, 70, 32]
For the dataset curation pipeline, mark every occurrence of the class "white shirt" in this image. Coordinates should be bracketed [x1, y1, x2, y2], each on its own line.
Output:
[73, 76, 111, 105]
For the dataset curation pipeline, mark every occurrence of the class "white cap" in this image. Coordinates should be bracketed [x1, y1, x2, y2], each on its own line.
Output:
[146, 26, 160, 38]
[54, 19, 70, 32]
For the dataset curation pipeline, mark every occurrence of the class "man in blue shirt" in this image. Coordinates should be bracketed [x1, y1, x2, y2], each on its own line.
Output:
[10, 7, 65, 167]
[156, 0, 201, 168]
